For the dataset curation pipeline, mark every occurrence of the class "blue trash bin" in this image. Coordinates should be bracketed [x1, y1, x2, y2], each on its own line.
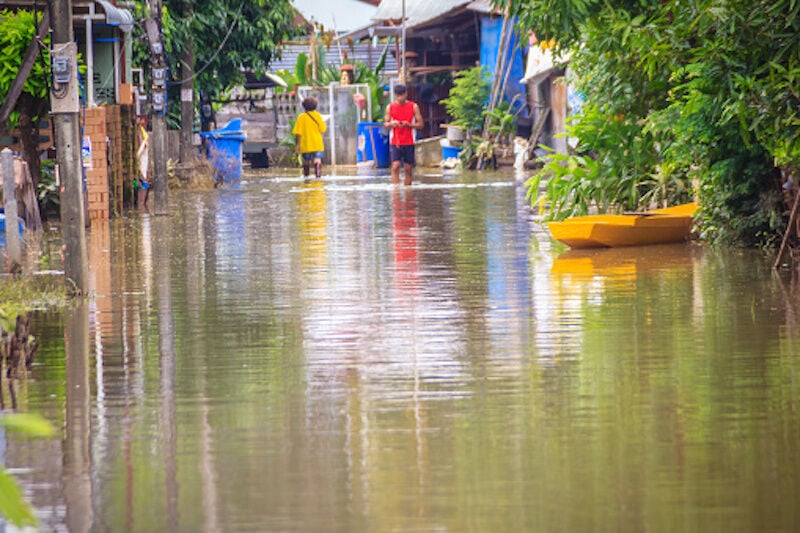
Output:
[357, 122, 389, 169]
[442, 145, 464, 159]
[200, 119, 247, 182]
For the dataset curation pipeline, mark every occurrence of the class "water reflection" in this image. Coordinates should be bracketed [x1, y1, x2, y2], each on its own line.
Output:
[392, 188, 418, 289]
[7, 170, 800, 530]
[63, 301, 92, 532]
[153, 216, 179, 532]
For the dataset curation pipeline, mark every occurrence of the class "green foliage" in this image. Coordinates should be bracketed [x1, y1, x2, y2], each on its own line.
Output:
[274, 46, 390, 122]
[442, 67, 491, 133]
[485, 102, 517, 139]
[459, 102, 519, 170]
[353, 49, 390, 122]
[526, 150, 599, 219]
[696, 139, 783, 247]
[132, 0, 299, 105]
[0, 9, 50, 128]
[508, 0, 798, 246]
[528, 103, 692, 220]
[1, 413, 55, 439]
[37, 159, 60, 218]
[0, 276, 68, 327]
[0, 467, 37, 527]
[0, 413, 55, 527]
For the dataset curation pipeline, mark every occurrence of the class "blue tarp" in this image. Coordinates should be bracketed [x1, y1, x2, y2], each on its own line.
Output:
[480, 15, 527, 116]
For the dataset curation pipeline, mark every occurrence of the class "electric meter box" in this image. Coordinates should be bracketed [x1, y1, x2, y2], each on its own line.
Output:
[52, 56, 71, 84]
[50, 42, 80, 114]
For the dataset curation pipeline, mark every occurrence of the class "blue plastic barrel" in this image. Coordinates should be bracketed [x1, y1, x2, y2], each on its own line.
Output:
[357, 122, 389, 169]
[442, 145, 463, 159]
[200, 119, 247, 182]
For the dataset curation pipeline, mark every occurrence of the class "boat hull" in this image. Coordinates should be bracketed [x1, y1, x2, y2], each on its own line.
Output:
[547, 203, 696, 249]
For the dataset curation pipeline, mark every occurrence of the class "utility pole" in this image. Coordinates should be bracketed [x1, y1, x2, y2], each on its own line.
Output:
[179, 0, 195, 171]
[145, 0, 168, 215]
[51, 0, 88, 294]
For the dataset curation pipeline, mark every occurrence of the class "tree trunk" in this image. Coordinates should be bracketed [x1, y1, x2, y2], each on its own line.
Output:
[16, 93, 43, 188]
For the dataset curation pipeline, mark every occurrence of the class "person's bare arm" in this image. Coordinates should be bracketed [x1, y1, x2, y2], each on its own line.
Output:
[413, 103, 424, 130]
[384, 106, 397, 129]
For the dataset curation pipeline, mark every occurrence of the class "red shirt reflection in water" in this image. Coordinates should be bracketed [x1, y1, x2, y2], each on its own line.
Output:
[393, 190, 418, 287]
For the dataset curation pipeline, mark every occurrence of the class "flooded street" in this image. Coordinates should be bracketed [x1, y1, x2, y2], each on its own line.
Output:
[12, 169, 800, 531]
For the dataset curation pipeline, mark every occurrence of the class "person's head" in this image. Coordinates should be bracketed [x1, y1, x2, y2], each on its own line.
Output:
[302, 97, 318, 111]
[393, 84, 407, 104]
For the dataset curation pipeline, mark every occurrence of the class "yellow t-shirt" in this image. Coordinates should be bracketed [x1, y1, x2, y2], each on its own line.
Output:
[292, 111, 326, 153]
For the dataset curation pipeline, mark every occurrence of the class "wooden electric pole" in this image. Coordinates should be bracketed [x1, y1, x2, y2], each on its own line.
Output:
[145, 0, 169, 215]
[50, 0, 88, 294]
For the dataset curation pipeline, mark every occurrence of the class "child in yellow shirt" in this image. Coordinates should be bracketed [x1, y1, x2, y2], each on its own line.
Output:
[293, 97, 326, 178]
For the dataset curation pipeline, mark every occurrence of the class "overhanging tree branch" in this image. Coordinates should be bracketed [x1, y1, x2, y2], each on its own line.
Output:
[0, 9, 50, 125]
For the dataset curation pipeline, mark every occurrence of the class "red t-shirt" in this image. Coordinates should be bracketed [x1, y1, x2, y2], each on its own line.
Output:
[389, 101, 416, 146]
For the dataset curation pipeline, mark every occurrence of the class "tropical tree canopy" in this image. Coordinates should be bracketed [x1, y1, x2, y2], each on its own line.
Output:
[507, 0, 800, 246]
[0, 9, 49, 128]
[134, 0, 300, 97]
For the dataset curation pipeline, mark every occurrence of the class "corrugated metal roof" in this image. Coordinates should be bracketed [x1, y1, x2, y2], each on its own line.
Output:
[372, 0, 471, 28]
[271, 42, 399, 72]
[465, 1, 498, 15]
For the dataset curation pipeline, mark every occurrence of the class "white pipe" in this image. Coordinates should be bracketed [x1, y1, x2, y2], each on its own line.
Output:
[329, 84, 336, 167]
[85, 16, 95, 107]
[366, 86, 372, 122]
[401, 0, 406, 81]
[114, 39, 121, 102]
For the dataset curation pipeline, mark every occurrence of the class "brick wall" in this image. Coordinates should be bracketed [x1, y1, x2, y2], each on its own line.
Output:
[83, 107, 110, 222]
[120, 105, 137, 206]
[82, 105, 137, 224]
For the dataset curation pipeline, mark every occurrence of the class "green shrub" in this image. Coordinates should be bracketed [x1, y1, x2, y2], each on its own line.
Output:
[442, 67, 490, 133]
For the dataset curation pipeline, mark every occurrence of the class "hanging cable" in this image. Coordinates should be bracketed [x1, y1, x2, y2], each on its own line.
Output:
[171, 2, 245, 85]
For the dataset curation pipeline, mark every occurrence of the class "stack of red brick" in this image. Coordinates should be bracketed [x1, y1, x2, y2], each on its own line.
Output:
[83, 105, 133, 224]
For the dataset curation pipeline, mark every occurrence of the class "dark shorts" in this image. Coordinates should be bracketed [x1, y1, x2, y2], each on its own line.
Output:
[301, 151, 324, 161]
[390, 145, 415, 166]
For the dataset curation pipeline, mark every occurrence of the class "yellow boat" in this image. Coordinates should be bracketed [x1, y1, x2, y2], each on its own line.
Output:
[547, 202, 697, 249]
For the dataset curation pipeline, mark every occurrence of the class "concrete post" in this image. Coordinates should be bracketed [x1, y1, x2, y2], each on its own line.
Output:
[1, 149, 22, 270]
[179, 0, 195, 168]
[145, 6, 169, 216]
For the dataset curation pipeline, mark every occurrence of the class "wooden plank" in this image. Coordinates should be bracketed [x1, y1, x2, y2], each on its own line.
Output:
[527, 108, 550, 158]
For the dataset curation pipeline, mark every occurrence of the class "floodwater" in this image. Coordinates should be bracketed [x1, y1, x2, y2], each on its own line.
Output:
[7, 169, 800, 531]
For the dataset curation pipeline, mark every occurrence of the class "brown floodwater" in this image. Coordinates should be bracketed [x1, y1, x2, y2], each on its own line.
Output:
[6, 168, 800, 531]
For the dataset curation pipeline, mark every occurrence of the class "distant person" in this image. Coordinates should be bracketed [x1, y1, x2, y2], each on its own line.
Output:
[135, 117, 150, 207]
[384, 84, 423, 186]
[293, 97, 326, 178]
